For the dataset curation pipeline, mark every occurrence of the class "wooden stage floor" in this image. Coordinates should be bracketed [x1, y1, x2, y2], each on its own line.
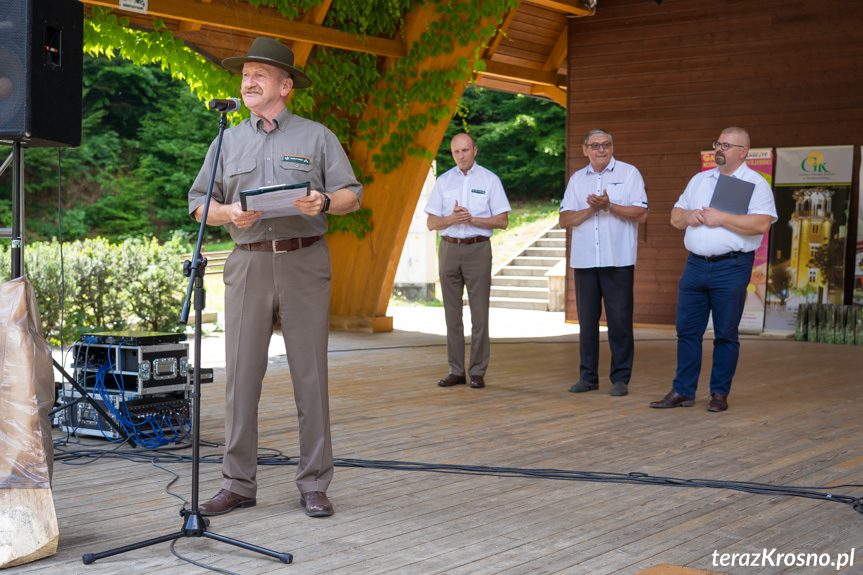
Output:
[13, 321, 863, 574]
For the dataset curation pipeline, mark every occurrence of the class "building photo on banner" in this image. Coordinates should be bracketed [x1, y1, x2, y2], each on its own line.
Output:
[856, 145, 863, 306]
[700, 148, 774, 334]
[764, 146, 854, 334]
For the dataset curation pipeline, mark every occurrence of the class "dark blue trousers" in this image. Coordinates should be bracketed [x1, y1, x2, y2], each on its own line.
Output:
[673, 251, 754, 398]
[573, 266, 635, 385]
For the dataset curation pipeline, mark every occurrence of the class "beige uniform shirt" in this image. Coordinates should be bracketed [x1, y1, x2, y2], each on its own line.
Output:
[188, 107, 362, 242]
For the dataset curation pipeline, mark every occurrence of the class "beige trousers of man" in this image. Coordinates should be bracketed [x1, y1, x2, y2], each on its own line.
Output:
[221, 241, 333, 498]
[438, 239, 492, 377]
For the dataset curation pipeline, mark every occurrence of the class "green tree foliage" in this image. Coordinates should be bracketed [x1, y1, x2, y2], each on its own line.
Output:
[1, 1, 520, 242]
[811, 236, 847, 293]
[435, 87, 566, 200]
[0, 55, 217, 242]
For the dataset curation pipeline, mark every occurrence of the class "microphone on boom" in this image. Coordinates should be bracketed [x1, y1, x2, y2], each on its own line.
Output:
[208, 98, 242, 112]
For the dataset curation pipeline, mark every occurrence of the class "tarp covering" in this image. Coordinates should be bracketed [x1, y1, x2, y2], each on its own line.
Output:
[0, 276, 54, 489]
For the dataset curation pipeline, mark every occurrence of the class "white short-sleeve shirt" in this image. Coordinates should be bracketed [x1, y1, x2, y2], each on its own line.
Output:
[674, 163, 778, 257]
[424, 162, 511, 238]
[560, 157, 648, 268]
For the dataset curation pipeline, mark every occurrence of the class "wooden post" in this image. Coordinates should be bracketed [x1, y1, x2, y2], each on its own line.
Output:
[328, 5, 499, 332]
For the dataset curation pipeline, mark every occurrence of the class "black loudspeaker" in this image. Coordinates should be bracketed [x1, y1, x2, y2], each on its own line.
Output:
[0, 0, 83, 147]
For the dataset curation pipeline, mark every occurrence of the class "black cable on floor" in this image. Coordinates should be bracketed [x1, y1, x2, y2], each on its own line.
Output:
[53, 441, 863, 516]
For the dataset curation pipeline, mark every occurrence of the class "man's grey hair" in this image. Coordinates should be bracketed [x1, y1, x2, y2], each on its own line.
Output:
[583, 129, 612, 146]
[277, 68, 293, 83]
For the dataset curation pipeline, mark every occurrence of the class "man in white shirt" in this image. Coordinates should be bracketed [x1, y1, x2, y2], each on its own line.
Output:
[650, 127, 777, 412]
[425, 133, 511, 389]
[559, 129, 648, 397]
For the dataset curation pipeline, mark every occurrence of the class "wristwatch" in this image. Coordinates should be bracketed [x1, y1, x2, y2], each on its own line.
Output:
[320, 193, 331, 214]
[605, 203, 613, 213]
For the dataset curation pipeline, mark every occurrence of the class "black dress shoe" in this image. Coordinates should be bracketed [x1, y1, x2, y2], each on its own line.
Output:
[610, 382, 628, 396]
[707, 393, 728, 412]
[469, 375, 485, 388]
[300, 491, 334, 517]
[568, 380, 598, 393]
[199, 489, 256, 516]
[649, 389, 695, 408]
[437, 374, 466, 387]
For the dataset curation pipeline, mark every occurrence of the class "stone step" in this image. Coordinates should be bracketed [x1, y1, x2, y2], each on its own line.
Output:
[498, 265, 552, 277]
[545, 229, 566, 238]
[523, 246, 566, 258]
[533, 239, 566, 248]
[490, 285, 549, 300]
[489, 296, 548, 311]
[491, 275, 548, 288]
[511, 255, 563, 268]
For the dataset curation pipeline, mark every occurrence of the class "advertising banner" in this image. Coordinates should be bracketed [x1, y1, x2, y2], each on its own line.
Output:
[765, 146, 854, 334]
[700, 148, 773, 333]
[856, 145, 863, 306]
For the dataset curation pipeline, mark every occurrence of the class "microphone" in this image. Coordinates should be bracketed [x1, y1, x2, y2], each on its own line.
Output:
[208, 98, 241, 112]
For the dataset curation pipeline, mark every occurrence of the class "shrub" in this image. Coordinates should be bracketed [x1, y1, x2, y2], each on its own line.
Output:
[0, 234, 187, 345]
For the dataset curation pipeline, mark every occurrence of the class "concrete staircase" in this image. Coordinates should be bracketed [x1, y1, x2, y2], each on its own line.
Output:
[489, 223, 566, 311]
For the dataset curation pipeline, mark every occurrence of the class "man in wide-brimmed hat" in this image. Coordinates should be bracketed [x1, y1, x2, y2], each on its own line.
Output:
[189, 37, 362, 518]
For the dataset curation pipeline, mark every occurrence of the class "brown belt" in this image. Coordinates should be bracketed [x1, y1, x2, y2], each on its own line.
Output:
[236, 236, 323, 253]
[441, 235, 490, 245]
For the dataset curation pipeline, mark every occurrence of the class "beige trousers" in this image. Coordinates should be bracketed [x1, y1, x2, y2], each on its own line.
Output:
[221, 241, 333, 498]
[438, 240, 492, 377]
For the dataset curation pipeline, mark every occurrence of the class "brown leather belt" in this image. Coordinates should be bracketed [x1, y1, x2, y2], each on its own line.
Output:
[236, 236, 323, 253]
[441, 235, 490, 245]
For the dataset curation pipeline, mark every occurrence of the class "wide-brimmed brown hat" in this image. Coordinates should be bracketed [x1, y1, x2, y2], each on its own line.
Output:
[222, 37, 313, 89]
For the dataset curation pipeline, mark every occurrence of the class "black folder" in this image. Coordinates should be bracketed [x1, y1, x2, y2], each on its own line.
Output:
[709, 174, 755, 215]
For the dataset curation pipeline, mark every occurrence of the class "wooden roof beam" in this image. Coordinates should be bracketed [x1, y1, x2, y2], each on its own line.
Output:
[292, 0, 333, 67]
[531, 84, 566, 107]
[526, 0, 594, 16]
[177, 0, 211, 32]
[543, 27, 568, 72]
[80, 0, 406, 58]
[481, 60, 565, 88]
[484, 0, 522, 58]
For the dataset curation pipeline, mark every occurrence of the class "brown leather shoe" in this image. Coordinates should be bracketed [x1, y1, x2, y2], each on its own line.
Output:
[437, 374, 466, 387]
[199, 489, 256, 516]
[649, 389, 695, 408]
[300, 491, 334, 517]
[469, 375, 485, 388]
[707, 393, 728, 412]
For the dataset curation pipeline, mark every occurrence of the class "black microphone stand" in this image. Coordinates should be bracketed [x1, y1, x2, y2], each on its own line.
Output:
[82, 106, 292, 566]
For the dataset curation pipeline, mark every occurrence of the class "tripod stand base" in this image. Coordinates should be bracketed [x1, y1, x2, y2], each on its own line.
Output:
[81, 512, 292, 565]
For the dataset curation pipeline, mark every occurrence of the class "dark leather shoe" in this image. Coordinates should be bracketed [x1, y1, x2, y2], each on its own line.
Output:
[199, 489, 256, 516]
[438, 374, 466, 387]
[610, 382, 628, 396]
[469, 375, 485, 388]
[300, 491, 334, 517]
[649, 389, 695, 408]
[707, 393, 728, 412]
[568, 380, 598, 393]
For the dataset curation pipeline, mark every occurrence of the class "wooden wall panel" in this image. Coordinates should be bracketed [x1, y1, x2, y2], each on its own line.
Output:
[565, 0, 863, 325]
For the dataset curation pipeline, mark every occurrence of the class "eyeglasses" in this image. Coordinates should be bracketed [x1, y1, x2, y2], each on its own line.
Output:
[712, 141, 745, 151]
[587, 142, 612, 151]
